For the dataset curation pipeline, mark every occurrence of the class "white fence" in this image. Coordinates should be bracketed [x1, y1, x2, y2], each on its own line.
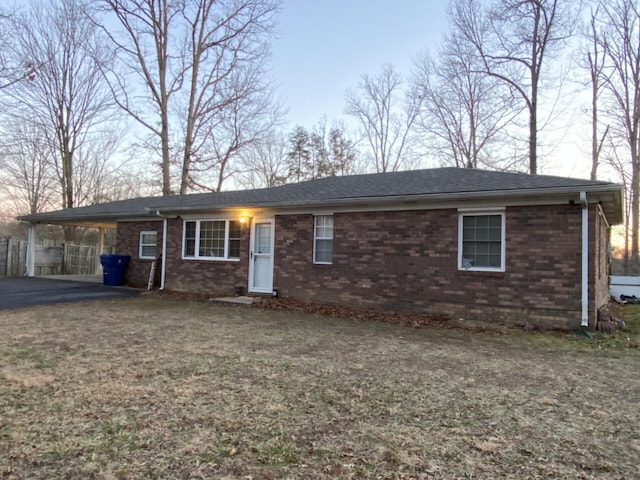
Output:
[610, 276, 640, 300]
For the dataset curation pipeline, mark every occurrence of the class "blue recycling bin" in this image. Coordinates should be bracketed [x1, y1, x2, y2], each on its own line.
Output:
[100, 254, 130, 286]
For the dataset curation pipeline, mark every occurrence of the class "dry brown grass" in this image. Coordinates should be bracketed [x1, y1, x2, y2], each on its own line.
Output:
[1, 297, 639, 479]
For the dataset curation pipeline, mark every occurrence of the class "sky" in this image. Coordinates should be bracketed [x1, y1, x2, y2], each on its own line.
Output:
[270, 0, 448, 130]
[268, 1, 600, 181]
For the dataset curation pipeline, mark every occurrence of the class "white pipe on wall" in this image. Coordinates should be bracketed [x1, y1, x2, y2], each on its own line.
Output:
[160, 216, 168, 290]
[580, 192, 589, 328]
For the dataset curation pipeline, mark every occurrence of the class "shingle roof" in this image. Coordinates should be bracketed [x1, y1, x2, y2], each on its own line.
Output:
[17, 167, 624, 225]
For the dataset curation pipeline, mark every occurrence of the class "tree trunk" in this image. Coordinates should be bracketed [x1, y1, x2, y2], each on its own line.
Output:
[529, 104, 537, 175]
[161, 111, 171, 196]
[631, 157, 639, 268]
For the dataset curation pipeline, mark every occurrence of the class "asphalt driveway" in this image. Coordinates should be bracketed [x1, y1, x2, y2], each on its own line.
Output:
[0, 277, 139, 311]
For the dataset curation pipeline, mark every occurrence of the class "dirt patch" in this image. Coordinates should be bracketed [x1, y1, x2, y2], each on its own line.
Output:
[1, 297, 639, 479]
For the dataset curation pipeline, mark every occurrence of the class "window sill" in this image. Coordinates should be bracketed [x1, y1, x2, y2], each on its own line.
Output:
[456, 269, 505, 278]
[182, 257, 241, 262]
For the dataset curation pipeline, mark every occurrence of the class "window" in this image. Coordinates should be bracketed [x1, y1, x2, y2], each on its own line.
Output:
[182, 219, 241, 260]
[314, 215, 333, 264]
[458, 212, 505, 271]
[139, 231, 157, 259]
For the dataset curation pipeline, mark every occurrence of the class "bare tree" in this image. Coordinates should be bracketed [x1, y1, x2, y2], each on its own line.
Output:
[3, 0, 119, 222]
[178, 0, 280, 194]
[345, 64, 421, 173]
[605, 141, 635, 273]
[0, 9, 37, 90]
[182, 63, 283, 193]
[582, 5, 609, 180]
[451, 0, 577, 174]
[95, 0, 281, 195]
[0, 118, 57, 215]
[237, 133, 290, 189]
[94, 0, 183, 195]
[412, 32, 522, 170]
[593, 0, 640, 269]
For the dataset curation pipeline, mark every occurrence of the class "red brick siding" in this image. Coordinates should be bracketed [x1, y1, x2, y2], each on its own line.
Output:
[273, 205, 587, 329]
[116, 221, 163, 288]
[162, 218, 250, 296]
[116, 203, 606, 330]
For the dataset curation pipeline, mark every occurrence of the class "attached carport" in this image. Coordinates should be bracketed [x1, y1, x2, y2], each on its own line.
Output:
[17, 196, 168, 287]
[21, 219, 115, 278]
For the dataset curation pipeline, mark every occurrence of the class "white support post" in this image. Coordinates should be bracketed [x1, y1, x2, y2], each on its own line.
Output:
[160, 217, 167, 290]
[26, 223, 36, 277]
[96, 227, 105, 275]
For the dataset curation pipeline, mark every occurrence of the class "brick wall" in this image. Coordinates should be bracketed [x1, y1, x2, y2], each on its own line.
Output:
[162, 218, 250, 296]
[273, 205, 592, 330]
[116, 203, 610, 330]
[116, 221, 163, 288]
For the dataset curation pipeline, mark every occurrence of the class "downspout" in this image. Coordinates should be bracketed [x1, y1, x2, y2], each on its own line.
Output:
[580, 192, 589, 328]
[26, 223, 36, 277]
[157, 212, 168, 291]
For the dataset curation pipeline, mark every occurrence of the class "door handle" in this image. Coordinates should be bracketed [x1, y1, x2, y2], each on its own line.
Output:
[250, 251, 253, 259]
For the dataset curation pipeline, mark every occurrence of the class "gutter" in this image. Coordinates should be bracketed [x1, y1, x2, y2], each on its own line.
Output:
[580, 191, 589, 328]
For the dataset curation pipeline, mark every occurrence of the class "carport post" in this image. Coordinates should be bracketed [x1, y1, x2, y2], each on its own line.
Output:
[25, 223, 36, 277]
[96, 228, 105, 274]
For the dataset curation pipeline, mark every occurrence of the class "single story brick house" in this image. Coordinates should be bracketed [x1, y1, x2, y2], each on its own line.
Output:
[18, 168, 623, 330]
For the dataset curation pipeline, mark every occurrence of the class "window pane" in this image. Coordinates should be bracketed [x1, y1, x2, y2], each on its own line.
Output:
[461, 214, 503, 269]
[476, 216, 488, 228]
[315, 215, 334, 239]
[184, 222, 196, 257]
[200, 220, 225, 257]
[141, 232, 157, 245]
[228, 221, 241, 259]
[314, 215, 333, 263]
[488, 254, 501, 267]
[489, 227, 501, 241]
[315, 239, 333, 263]
[256, 224, 271, 254]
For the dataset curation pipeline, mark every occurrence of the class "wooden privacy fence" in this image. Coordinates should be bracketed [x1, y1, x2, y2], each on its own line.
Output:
[0, 237, 114, 277]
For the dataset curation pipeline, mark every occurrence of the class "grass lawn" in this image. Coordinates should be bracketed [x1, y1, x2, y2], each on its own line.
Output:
[1, 297, 639, 479]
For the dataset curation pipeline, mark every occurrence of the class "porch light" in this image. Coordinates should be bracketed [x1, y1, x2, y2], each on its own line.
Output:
[239, 216, 247, 224]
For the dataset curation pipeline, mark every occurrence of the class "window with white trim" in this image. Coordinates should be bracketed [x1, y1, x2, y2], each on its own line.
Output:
[182, 219, 241, 260]
[314, 215, 333, 264]
[458, 212, 505, 271]
[139, 231, 158, 259]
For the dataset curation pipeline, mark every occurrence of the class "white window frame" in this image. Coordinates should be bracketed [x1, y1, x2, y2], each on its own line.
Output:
[313, 215, 333, 264]
[139, 231, 158, 260]
[458, 210, 505, 272]
[182, 219, 241, 261]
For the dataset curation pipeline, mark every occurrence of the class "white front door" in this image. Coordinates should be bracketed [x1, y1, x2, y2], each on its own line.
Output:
[249, 219, 274, 293]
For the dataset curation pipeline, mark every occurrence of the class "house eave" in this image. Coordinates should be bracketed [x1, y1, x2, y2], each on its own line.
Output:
[16, 183, 624, 227]
[150, 185, 624, 224]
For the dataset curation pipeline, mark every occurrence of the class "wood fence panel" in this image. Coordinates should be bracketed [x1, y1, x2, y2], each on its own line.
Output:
[0, 237, 114, 277]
